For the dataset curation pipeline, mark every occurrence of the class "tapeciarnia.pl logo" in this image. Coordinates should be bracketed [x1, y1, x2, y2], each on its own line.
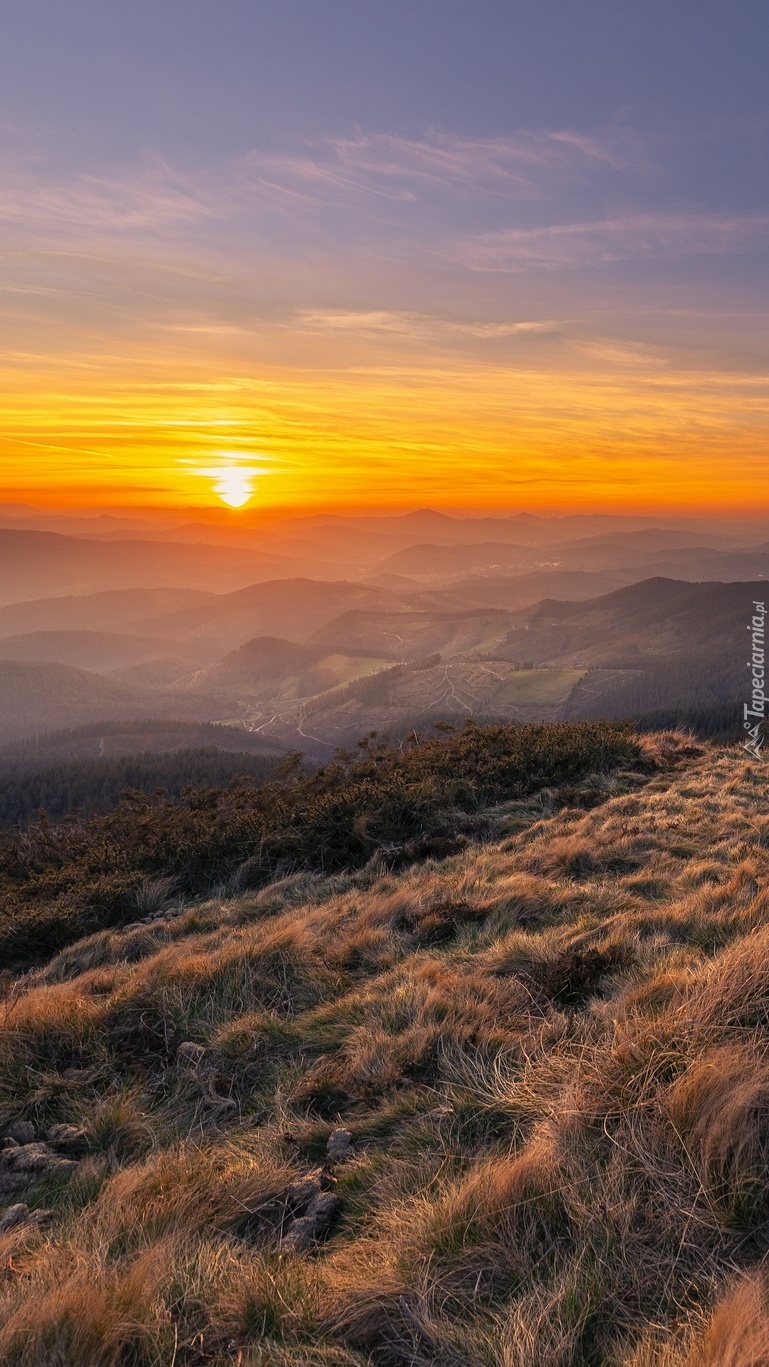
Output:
[744, 599, 766, 758]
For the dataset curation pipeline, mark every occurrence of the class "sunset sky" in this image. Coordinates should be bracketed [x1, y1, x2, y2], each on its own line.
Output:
[2, 0, 768, 515]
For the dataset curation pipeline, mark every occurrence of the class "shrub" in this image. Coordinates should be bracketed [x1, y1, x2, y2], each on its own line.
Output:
[0, 721, 643, 969]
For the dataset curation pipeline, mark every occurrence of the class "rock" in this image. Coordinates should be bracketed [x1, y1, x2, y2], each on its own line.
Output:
[0, 1175, 27, 1201]
[3, 1122, 35, 1145]
[0, 1203, 51, 1232]
[282, 1192, 341, 1251]
[49, 1159, 78, 1181]
[1, 1143, 57, 1175]
[0, 1143, 77, 1202]
[59, 1068, 93, 1084]
[0, 1203, 30, 1232]
[286, 1169, 329, 1212]
[0, 1138, 20, 1152]
[44, 1124, 88, 1151]
[326, 1128, 353, 1163]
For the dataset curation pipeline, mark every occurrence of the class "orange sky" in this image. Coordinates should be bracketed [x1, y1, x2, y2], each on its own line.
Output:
[2, 48, 768, 518]
[4, 5, 769, 519]
[2, 332, 768, 516]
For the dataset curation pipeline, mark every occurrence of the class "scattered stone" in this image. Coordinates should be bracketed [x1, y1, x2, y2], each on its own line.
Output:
[0, 1144, 53, 1175]
[0, 1142, 78, 1201]
[3, 1122, 35, 1146]
[286, 1169, 330, 1212]
[282, 1191, 341, 1252]
[51, 1159, 78, 1181]
[326, 1128, 353, 1163]
[0, 1203, 51, 1233]
[0, 1204, 30, 1232]
[44, 1125, 88, 1152]
[0, 1139, 19, 1152]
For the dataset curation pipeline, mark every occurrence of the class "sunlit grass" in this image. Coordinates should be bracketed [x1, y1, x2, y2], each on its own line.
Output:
[4, 738, 769, 1362]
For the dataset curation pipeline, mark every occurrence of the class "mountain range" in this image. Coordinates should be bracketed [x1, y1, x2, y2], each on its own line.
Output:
[2, 511, 768, 610]
[0, 568, 757, 749]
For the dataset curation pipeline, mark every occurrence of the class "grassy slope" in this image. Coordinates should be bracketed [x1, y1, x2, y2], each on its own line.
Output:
[2, 739, 769, 1363]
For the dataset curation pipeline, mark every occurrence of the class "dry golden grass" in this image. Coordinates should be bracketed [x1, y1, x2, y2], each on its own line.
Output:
[4, 741, 769, 1363]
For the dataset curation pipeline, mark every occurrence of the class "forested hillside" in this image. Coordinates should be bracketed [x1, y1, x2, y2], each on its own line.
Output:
[0, 748, 281, 831]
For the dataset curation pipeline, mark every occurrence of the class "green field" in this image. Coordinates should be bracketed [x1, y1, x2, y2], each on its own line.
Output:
[315, 653, 390, 685]
[492, 667, 585, 705]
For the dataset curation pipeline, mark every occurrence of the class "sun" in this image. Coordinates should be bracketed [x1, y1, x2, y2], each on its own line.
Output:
[214, 466, 254, 508]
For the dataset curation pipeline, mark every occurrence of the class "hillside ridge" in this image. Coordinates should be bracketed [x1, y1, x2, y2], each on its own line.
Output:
[3, 732, 769, 1362]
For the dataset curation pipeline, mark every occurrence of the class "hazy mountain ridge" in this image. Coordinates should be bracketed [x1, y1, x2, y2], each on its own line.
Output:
[2, 510, 768, 610]
[0, 630, 203, 675]
[0, 587, 215, 638]
[0, 512, 760, 757]
[499, 577, 756, 666]
[0, 661, 200, 743]
[131, 579, 425, 651]
[0, 573, 756, 748]
[0, 529, 306, 605]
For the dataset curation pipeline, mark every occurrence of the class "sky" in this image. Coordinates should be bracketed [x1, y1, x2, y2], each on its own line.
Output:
[1, 0, 768, 515]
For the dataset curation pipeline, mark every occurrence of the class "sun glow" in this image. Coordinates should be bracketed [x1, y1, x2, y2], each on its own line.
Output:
[213, 465, 255, 508]
[3, 349, 769, 516]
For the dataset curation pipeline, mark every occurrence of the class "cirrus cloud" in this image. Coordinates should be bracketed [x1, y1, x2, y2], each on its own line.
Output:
[457, 212, 769, 271]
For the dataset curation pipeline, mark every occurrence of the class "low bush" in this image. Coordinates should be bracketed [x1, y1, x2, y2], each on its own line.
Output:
[0, 721, 642, 968]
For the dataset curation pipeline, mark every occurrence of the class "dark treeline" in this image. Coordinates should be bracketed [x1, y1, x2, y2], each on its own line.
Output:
[0, 718, 282, 764]
[633, 701, 743, 741]
[0, 748, 281, 831]
[566, 650, 746, 724]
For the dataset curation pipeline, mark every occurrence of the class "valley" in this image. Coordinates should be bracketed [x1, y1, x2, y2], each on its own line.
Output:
[0, 506, 759, 805]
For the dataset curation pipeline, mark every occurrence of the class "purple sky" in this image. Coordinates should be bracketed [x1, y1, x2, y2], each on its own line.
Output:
[1, 0, 768, 512]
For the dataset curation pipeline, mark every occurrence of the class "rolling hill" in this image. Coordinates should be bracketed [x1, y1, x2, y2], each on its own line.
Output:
[3, 728, 769, 1361]
[498, 577, 762, 666]
[630, 547, 769, 581]
[416, 568, 625, 611]
[308, 607, 513, 659]
[0, 529, 302, 606]
[0, 661, 200, 743]
[137, 579, 423, 651]
[0, 630, 204, 675]
[0, 587, 214, 638]
[370, 540, 531, 580]
[173, 635, 390, 708]
[0, 577, 755, 750]
[191, 579, 757, 750]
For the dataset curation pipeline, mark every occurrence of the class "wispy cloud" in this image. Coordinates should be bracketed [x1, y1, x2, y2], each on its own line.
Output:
[458, 212, 769, 271]
[0, 124, 738, 266]
[295, 308, 566, 341]
[241, 127, 633, 205]
[0, 155, 216, 233]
